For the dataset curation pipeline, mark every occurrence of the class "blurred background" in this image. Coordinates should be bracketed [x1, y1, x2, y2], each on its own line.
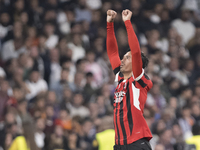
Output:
[0, 0, 200, 150]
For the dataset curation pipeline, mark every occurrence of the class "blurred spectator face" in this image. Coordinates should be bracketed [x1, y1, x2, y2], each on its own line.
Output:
[0, 13, 10, 25]
[15, 0, 24, 11]
[0, 80, 9, 93]
[76, 59, 87, 72]
[59, 38, 68, 51]
[36, 118, 45, 131]
[71, 23, 82, 34]
[38, 35, 47, 47]
[30, 46, 39, 58]
[68, 132, 78, 142]
[5, 113, 15, 124]
[72, 34, 82, 46]
[78, 0, 87, 8]
[131, 0, 140, 10]
[66, 10, 75, 22]
[13, 21, 23, 32]
[61, 69, 69, 81]
[155, 144, 165, 150]
[165, 0, 175, 10]
[74, 72, 84, 85]
[30, 71, 39, 82]
[160, 9, 170, 21]
[160, 129, 172, 145]
[181, 10, 191, 21]
[169, 57, 179, 71]
[102, 2, 112, 13]
[116, 28, 128, 47]
[82, 21, 89, 33]
[169, 97, 178, 109]
[82, 120, 93, 134]
[156, 120, 166, 134]
[44, 23, 55, 36]
[101, 84, 110, 98]
[182, 107, 191, 118]
[191, 103, 200, 117]
[17, 100, 28, 114]
[13, 67, 24, 83]
[150, 83, 161, 96]
[169, 78, 180, 92]
[13, 88, 24, 101]
[36, 98, 45, 109]
[18, 53, 29, 67]
[59, 110, 69, 120]
[94, 37, 104, 52]
[154, 3, 163, 15]
[92, 10, 101, 23]
[63, 88, 72, 101]
[73, 93, 83, 107]
[47, 91, 57, 104]
[86, 51, 95, 63]
[20, 12, 28, 25]
[181, 88, 192, 99]
[62, 61, 72, 70]
[50, 48, 59, 62]
[30, 0, 39, 8]
[184, 59, 194, 72]
[44, 10, 56, 21]
[172, 124, 182, 138]
[162, 107, 174, 122]
[96, 95, 105, 107]
[27, 27, 37, 38]
[46, 105, 54, 118]
[97, 27, 106, 38]
[54, 125, 63, 137]
[47, 0, 57, 6]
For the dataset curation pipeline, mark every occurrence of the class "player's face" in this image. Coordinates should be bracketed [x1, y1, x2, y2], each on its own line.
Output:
[120, 51, 132, 73]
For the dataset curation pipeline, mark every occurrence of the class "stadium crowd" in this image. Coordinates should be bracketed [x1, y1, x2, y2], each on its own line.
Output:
[0, 0, 200, 150]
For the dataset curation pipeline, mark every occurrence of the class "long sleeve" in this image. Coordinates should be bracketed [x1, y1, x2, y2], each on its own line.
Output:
[106, 22, 121, 74]
[124, 20, 143, 80]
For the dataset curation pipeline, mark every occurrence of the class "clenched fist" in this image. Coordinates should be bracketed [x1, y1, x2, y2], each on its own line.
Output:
[122, 9, 132, 22]
[107, 10, 117, 23]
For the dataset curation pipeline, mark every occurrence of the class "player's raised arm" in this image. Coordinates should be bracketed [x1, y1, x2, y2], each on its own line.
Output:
[122, 9, 143, 80]
[106, 10, 121, 75]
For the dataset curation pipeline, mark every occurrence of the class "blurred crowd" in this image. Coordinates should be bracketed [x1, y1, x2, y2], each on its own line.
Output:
[0, 0, 200, 150]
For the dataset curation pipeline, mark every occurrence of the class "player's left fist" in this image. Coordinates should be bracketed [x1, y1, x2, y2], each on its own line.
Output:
[122, 9, 132, 22]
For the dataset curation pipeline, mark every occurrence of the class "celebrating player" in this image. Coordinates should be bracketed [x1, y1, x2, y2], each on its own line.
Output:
[107, 9, 153, 150]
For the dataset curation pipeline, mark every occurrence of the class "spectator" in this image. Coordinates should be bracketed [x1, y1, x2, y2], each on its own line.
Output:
[67, 93, 90, 118]
[25, 69, 48, 101]
[171, 9, 195, 45]
[34, 117, 45, 149]
[186, 123, 200, 150]
[1, 1, 200, 149]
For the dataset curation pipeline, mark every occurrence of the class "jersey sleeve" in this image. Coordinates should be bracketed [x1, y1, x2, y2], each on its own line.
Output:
[136, 74, 153, 91]
[124, 20, 143, 81]
[106, 22, 121, 75]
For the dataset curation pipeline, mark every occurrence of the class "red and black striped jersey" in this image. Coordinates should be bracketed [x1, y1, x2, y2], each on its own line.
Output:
[106, 20, 153, 145]
[113, 70, 153, 145]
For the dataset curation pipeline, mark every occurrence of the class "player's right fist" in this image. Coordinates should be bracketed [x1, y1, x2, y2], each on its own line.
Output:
[107, 10, 117, 23]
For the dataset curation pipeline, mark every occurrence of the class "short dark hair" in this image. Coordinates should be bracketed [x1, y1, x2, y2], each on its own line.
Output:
[120, 48, 149, 68]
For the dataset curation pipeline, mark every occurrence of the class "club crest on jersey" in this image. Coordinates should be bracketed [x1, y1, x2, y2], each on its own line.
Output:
[114, 91, 126, 103]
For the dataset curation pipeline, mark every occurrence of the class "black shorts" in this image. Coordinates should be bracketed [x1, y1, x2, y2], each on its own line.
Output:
[113, 138, 152, 150]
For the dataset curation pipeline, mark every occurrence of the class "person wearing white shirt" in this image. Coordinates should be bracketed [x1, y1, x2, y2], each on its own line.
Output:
[26, 69, 48, 100]
[171, 9, 195, 45]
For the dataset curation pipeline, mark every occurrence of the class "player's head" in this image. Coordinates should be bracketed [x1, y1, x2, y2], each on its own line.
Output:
[120, 48, 149, 73]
